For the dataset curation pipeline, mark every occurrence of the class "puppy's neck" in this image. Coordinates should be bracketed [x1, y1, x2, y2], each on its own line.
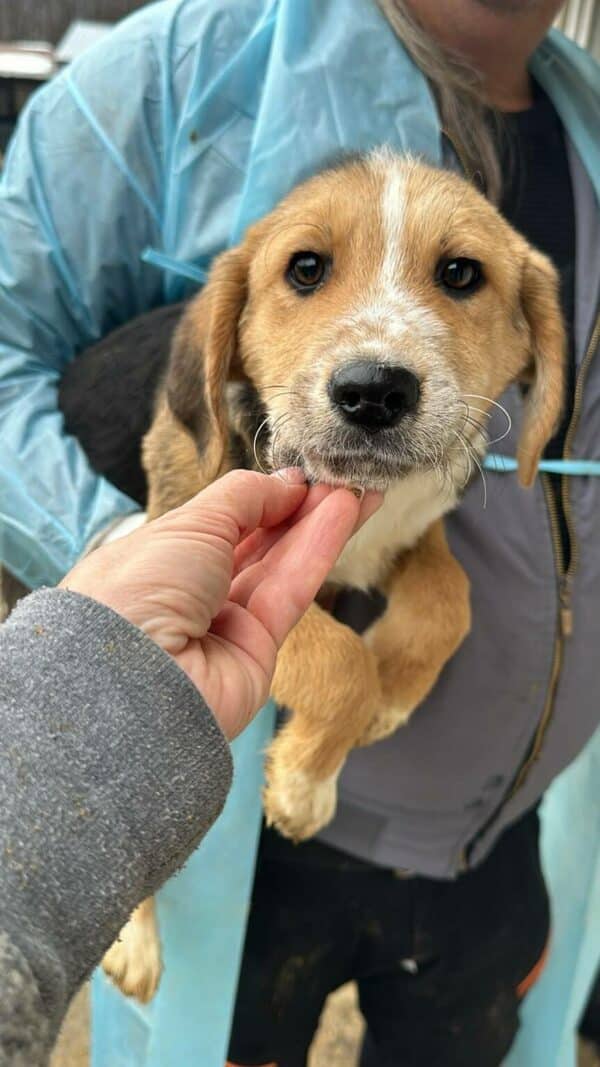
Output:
[330, 453, 468, 592]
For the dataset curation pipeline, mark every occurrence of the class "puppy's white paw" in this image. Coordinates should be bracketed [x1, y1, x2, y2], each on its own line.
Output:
[358, 704, 413, 746]
[102, 910, 162, 1003]
[263, 768, 339, 841]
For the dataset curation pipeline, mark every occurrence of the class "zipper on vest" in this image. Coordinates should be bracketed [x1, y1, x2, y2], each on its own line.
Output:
[508, 476, 564, 792]
[505, 312, 599, 790]
[559, 310, 600, 620]
[463, 312, 599, 865]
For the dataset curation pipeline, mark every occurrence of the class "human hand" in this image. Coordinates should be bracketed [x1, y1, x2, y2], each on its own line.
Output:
[61, 470, 381, 738]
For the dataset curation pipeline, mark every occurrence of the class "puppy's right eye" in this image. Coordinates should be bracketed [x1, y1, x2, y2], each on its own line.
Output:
[286, 251, 328, 294]
[436, 257, 483, 297]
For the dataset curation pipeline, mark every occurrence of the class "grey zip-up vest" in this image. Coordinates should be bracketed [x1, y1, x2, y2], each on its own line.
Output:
[320, 145, 600, 878]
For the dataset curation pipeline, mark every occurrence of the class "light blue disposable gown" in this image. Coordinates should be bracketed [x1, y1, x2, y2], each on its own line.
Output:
[0, 3, 598, 1064]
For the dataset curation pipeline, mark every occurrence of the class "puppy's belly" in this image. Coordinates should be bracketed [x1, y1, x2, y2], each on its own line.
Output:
[330, 471, 458, 590]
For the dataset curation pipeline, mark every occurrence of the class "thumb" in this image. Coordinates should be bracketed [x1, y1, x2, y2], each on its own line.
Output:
[163, 468, 309, 547]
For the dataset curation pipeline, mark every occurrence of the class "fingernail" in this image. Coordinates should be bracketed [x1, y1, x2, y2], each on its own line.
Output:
[271, 467, 307, 485]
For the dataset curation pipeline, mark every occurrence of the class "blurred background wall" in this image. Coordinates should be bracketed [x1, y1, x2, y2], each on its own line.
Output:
[555, 0, 600, 55]
[0, 2, 145, 44]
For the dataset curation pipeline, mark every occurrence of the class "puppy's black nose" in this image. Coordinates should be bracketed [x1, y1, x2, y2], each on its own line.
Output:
[329, 361, 420, 430]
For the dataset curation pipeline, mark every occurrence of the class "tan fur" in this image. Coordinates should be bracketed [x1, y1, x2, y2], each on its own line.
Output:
[104, 155, 565, 1001]
[101, 898, 161, 1003]
[266, 602, 382, 839]
[516, 248, 568, 487]
[143, 397, 205, 516]
[361, 520, 471, 744]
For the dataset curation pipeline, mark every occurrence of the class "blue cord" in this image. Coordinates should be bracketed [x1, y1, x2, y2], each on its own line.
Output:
[484, 453, 600, 476]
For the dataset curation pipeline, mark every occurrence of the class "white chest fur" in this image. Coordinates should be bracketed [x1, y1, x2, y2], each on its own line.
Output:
[330, 470, 459, 591]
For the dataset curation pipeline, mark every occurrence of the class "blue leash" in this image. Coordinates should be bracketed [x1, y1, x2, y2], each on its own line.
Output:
[484, 454, 600, 476]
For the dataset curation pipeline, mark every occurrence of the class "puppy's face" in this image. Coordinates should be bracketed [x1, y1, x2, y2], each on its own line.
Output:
[171, 154, 564, 491]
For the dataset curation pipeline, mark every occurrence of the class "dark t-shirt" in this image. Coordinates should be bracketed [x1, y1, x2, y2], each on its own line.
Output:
[498, 81, 576, 564]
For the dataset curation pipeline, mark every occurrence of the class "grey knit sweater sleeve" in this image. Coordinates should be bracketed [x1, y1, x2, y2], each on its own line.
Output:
[0, 589, 233, 1066]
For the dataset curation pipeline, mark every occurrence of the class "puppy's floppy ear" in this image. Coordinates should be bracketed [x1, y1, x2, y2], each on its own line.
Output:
[517, 247, 566, 488]
[166, 244, 250, 481]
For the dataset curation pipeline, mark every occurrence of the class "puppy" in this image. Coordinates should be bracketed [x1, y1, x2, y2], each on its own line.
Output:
[102, 151, 564, 1001]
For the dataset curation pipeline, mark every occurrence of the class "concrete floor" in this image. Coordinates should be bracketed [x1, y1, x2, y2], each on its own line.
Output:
[52, 981, 599, 1067]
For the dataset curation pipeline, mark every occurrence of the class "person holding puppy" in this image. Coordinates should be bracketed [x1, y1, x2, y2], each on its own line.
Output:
[0, 1, 598, 1065]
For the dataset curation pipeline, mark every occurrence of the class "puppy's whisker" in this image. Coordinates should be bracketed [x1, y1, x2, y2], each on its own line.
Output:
[462, 415, 489, 439]
[486, 420, 512, 447]
[450, 429, 473, 490]
[471, 451, 488, 510]
[270, 415, 294, 471]
[463, 394, 512, 439]
[465, 406, 492, 420]
[252, 417, 272, 475]
[456, 405, 487, 462]
[457, 427, 487, 509]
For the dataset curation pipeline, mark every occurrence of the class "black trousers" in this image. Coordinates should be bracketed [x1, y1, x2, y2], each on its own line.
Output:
[228, 809, 550, 1067]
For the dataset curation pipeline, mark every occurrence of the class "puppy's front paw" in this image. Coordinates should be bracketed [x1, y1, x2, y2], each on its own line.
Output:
[263, 767, 338, 842]
[102, 910, 162, 1003]
[357, 703, 414, 746]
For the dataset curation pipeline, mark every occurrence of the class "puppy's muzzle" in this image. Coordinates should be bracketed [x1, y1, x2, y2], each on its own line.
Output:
[328, 361, 421, 431]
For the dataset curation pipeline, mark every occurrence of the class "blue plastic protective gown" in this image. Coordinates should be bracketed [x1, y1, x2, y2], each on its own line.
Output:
[0, 3, 599, 1065]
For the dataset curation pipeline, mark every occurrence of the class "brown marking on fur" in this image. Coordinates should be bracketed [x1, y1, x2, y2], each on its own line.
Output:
[516, 249, 566, 487]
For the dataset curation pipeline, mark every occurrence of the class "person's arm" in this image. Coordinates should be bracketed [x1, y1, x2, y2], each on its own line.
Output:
[0, 471, 381, 1065]
[0, 587, 232, 1066]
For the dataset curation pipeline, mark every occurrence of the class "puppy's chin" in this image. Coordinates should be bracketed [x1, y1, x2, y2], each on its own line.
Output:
[275, 446, 421, 492]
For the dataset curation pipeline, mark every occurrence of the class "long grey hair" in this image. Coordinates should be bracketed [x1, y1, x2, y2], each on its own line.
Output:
[378, 0, 503, 202]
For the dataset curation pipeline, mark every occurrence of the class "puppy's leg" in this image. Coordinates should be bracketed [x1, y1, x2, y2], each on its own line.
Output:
[143, 397, 207, 518]
[101, 897, 162, 1003]
[265, 602, 381, 841]
[360, 520, 471, 745]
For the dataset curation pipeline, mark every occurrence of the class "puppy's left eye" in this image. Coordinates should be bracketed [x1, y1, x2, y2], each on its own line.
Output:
[286, 251, 328, 293]
[437, 258, 483, 296]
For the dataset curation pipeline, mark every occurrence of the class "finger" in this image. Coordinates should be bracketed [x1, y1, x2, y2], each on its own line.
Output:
[229, 488, 360, 609]
[233, 482, 337, 575]
[233, 487, 383, 578]
[159, 468, 309, 548]
[231, 488, 377, 644]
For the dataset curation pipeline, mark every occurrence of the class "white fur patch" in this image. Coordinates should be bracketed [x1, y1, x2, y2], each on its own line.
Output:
[335, 156, 446, 357]
[264, 767, 340, 840]
[331, 464, 461, 591]
[359, 699, 414, 745]
[380, 158, 406, 292]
